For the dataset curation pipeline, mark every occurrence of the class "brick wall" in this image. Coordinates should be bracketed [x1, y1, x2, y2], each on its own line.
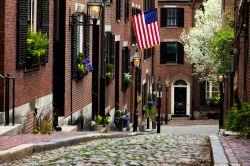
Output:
[64, 0, 92, 118]
[155, 2, 193, 116]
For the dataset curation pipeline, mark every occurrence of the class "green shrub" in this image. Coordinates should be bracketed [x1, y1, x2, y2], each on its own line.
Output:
[225, 103, 250, 138]
[33, 110, 52, 134]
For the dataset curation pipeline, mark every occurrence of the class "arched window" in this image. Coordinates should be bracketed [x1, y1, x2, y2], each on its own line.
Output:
[174, 80, 187, 85]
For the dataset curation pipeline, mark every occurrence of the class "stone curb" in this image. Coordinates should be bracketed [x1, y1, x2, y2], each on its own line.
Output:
[0, 132, 144, 163]
[209, 134, 229, 165]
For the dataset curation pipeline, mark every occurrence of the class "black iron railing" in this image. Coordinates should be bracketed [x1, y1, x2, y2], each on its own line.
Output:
[0, 74, 16, 126]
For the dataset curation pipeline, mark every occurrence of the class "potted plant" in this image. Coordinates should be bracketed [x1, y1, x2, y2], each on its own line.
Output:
[76, 52, 93, 80]
[207, 95, 220, 107]
[123, 73, 133, 89]
[93, 115, 110, 131]
[143, 101, 156, 129]
[26, 29, 49, 66]
[105, 63, 114, 84]
[114, 109, 129, 131]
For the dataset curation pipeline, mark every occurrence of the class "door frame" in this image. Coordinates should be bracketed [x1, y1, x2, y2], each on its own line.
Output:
[171, 80, 190, 116]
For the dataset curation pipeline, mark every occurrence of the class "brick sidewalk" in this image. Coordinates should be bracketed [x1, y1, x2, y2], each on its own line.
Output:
[0, 131, 85, 151]
[219, 135, 250, 166]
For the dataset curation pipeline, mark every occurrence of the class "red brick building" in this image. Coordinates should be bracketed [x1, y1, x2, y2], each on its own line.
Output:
[154, 0, 219, 120]
[223, 0, 250, 112]
[0, 0, 157, 133]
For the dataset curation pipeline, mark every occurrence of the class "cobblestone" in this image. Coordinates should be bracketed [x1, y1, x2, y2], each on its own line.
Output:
[4, 134, 211, 166]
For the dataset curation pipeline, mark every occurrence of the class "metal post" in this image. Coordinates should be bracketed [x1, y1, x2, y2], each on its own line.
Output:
[12, 78, 15, 126]
[219, 81, 224, 129]
[5, 75, 9, 126]
[165, 87, 168, 124]
[133, 67, 138, 132]
[157, 95, 161, 133]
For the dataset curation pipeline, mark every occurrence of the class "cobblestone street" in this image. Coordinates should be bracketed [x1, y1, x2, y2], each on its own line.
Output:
[4, 133, 211, 166]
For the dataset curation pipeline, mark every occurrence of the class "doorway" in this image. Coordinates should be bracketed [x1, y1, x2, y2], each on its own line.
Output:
[171, 80, 190, 117]
[53, 0, 66, 125]
[174, 87, 187, 115]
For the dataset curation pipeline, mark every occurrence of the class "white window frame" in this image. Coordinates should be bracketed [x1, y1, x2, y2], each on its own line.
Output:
[28, 0, 38, 32]
[77, 15, 83, 54]
[206, 81, 219, 98]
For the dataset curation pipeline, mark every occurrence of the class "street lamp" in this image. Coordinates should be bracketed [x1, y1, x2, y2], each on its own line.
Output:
[157, 78, 163, 133]
[133, 49, 141, 132]
[87, 1, 103, 20]
[164, 78, 170, 124]
[218, 74, 224, 129]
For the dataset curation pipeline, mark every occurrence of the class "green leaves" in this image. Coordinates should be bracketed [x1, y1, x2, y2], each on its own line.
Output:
[27, 29, 49, 58]
[208, 26, 234, 75]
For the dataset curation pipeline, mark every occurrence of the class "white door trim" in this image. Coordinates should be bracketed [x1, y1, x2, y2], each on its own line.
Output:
[171, 80, 190, 116]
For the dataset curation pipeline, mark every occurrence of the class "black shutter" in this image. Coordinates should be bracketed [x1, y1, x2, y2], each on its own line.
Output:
[116, 0, 121, 21]
[177, 43, 184, 64]
[200, 81, 206, 105]
[160, 8, 167, 27]
[178, 8, 184, 27]
[17, 0, 28, 68]
[125, 0, 129, 22]
[41, 0, 49, 63]
[122, 48, 126, 89]
[110, 35, 115, 65]
[71, 14, 78, 79]
[84, 14, 90, 58]
[160, 42, 166, 64]
[127, 48, 130, 72]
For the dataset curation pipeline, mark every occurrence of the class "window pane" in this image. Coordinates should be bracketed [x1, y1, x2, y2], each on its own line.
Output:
[167, 9, 177, 26]
[166, 53, 177, 63]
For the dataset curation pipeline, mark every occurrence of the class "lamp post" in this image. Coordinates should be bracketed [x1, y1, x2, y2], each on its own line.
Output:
[133, 49, 141, 132]
[157, 78, 163, 133]
[164, 78, 170, 124]
[218, 75, 224, 129]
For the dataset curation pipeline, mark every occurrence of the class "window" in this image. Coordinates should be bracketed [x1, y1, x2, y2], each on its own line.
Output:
[206, 82, 220, 98]
[122, 47, 130, 90]
[161, 8, 184, 27]
[143, 48, 153, 60]
[160, 42, 184, 64]
[143, 0, 154, 11]
[28, 0, 42, 32]
[17, 0, 49, 68]
[78, 15, 83, 53]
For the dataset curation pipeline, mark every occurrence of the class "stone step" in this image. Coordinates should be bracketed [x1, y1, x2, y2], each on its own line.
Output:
[58, 116, 65, 127]
[61, 125, 78, 132]
[0, 112, 4, 125]
[0, 124, 22, 136]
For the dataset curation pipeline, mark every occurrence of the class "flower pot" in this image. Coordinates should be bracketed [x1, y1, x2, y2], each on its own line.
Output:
[26, 55, 41, 68]
[115, 121, 123, 131]
[94, 125, 104, 131]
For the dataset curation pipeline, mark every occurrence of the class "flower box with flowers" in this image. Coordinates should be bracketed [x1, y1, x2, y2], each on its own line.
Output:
[123, 73, 133, 90]
[105, 63, 114, 85]
[26, 29, 49, 68]
[76, 52, 93, 80]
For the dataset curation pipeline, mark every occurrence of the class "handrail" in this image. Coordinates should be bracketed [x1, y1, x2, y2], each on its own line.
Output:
[0, 73, 16, 126]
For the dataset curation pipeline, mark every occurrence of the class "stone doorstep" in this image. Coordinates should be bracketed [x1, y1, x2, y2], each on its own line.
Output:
[0, 124, 22, 136]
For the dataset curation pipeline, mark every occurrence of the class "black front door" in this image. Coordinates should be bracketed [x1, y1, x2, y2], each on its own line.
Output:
[53, 0, 65, 126]
[174, 87, 187, 115]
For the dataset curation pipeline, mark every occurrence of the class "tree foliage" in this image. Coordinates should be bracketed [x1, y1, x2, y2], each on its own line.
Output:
[180, 0, 223, 81]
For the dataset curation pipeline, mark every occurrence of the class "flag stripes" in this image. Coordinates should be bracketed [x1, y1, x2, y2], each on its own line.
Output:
[132, 9, 160, 49]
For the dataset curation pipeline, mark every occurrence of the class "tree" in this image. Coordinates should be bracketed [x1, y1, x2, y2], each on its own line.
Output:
[180, 0, 222, 81]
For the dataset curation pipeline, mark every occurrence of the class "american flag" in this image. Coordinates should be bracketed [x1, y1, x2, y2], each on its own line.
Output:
[132, 9, 160, 50]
